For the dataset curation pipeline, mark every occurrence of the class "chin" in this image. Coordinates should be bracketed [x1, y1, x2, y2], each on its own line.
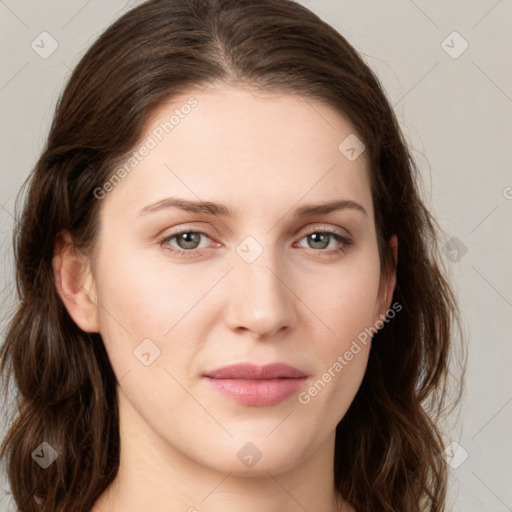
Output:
[188, 429, 315, 476]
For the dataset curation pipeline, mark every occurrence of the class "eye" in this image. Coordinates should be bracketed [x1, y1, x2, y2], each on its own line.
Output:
[296, 230, 353, 255]
[158, 227, 353, 259]
[159, 230, 215, 256]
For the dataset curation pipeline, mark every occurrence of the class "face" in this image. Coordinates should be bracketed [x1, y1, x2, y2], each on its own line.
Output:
[86, 83, 395, 475]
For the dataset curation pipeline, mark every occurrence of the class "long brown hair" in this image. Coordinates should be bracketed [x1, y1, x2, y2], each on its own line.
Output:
[0, 0, 465, 510]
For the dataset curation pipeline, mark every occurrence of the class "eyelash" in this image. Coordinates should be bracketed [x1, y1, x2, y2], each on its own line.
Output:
[158, 228, 354, 259]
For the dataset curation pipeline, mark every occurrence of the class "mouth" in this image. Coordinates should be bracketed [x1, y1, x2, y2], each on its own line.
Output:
[203, 363, 308, 407]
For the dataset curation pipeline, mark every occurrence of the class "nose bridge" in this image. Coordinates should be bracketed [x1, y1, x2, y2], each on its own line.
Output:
[225, 240, 296, 338]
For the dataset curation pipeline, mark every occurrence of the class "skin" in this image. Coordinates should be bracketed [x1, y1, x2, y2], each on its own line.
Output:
[54, 83, 397, 512]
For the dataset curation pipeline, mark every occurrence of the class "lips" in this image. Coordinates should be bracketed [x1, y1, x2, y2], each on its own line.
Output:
[204, 363, 307, 380]
[203, 363, 307, 407]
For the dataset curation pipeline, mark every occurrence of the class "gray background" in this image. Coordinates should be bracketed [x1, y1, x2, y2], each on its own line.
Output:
[1, 0, 511, 510]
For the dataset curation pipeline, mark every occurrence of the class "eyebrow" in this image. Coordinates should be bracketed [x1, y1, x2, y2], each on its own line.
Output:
[136, 196, 368, 218]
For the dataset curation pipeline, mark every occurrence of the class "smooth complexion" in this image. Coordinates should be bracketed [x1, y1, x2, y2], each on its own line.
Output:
[54, 83, 397, 512]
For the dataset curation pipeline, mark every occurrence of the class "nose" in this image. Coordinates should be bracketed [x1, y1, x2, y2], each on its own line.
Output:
[224, 251, 297, 340]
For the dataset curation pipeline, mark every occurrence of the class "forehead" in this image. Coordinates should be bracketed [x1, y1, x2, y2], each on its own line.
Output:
[100, 84, 373, 220]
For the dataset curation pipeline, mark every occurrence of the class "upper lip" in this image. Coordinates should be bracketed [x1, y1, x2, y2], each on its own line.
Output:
[204, 363, 307, 380]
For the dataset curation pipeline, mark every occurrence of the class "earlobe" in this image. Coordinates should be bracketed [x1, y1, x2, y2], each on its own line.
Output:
[53, 231, 100, 333]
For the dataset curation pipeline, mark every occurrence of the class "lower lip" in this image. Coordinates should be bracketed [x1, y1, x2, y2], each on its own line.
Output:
[204, 377, 307, 406]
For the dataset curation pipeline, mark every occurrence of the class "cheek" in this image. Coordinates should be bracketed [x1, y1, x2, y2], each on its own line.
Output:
[95, 242, 215, 335]
[296, 268, 378, 426]
[299, 251, 381, 350]
[292, 250, 380, 415]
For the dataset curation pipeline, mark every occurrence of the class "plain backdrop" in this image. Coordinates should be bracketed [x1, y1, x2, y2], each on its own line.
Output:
[1, 1, 511, 510]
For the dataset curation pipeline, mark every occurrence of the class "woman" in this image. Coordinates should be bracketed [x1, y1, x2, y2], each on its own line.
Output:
[0, 0, 464, 511]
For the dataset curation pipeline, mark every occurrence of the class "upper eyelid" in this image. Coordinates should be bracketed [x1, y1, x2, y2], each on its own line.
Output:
[162, 226, 351, 247]
[163, 227, 214, 241]
[164, 221, 351, 237]
[164, 225, 349, 238]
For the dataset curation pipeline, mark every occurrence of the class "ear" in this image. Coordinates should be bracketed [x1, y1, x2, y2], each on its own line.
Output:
[53, 231, 99, 333]
[374, 234, 398, 320]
